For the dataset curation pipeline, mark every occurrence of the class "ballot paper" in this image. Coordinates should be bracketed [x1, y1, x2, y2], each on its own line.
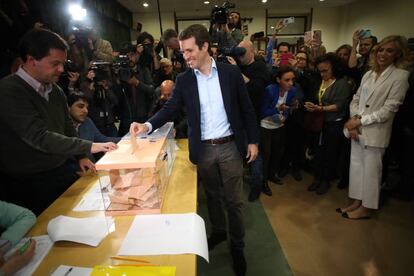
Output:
[4, 235, 53, 276]
[118, 213, 209, 262]
[47, 216, 115, 247]
[51, 265, 92, 276]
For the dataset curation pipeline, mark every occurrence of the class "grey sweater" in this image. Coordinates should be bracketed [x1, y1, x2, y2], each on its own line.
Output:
[0, 75, 92, 174]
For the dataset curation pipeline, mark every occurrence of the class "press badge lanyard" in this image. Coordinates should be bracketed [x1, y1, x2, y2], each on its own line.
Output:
[318, 79, 336, 105]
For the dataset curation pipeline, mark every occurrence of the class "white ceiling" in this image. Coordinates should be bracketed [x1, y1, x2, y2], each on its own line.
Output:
[118, 0, 358, 13]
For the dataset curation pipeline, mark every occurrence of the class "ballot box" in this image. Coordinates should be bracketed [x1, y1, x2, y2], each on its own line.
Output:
[95, 123, 175, 216]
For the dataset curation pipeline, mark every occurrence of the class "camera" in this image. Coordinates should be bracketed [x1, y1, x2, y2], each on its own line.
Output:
[211, 1, 235, 25]
[112, 42, 136, 83]
[64, 60, 81, 73]
[216, 46, 246, 64]
[113, 55, 134, 83]
[89, 61, 111, 100]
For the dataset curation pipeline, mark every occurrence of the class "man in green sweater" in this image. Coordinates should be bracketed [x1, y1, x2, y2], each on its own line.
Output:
[0, 28, 117, 215]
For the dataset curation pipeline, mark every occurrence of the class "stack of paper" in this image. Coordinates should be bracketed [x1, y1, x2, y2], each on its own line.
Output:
[47, 216, 114, 246]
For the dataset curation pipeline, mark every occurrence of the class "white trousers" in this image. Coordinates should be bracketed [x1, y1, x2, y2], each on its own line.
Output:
[348, 140, 385, 209]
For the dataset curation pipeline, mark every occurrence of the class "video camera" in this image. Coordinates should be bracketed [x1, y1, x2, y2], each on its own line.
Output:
[112, 43, 136, 82]
[211, 1, 235, 25]
[89, 61, 111, 100]
[216, 46, 246, 64]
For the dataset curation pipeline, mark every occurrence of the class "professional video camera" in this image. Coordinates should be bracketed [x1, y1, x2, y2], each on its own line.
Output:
[211, 1, 235, 25]
[216, 46, 246, 64]
[112, 43, 136, 82]
[90, 61, 111, 100]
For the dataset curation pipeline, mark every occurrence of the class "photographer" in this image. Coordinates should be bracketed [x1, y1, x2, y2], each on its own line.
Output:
[115, 43, 156, 136]
[88, 28, 114, 63]
[210, 2, 243, 48]
[67, 31, 90, 74]
[227, 40, 270, 201]
[80, 65, 119, 137]
[162, 29, 186, 72]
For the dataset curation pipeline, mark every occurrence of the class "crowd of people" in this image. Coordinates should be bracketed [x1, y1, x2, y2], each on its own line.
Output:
[0, 7, 413, 276]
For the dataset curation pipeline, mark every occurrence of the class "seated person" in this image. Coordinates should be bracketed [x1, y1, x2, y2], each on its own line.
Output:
[149, 80, 187, 138]
[68, 91, 121, 162]
[0, 201, 36, 276]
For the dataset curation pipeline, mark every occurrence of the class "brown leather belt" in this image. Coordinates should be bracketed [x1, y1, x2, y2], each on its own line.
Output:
[202, 135, 234, 145]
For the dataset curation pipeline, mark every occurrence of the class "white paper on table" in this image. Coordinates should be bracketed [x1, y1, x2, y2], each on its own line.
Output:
[118, 213, 209, 262]
[4, 235, 53, 276]
[73, 179, 110, 212]
[47, 216, 114, 247]
[51, 265, 92, 276]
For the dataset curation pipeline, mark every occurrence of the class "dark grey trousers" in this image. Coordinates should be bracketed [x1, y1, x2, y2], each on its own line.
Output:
[197, 141, 245, 249]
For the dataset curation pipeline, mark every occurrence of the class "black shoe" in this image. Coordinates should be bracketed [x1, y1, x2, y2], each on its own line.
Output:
[342, 212, 370, 220]
[262, 182, 272, 196]
[291, 170, 302, 181]
[307, 181, 320, 191]
[231, 247, 246, 276]
[316, 181, 330, 195]
[248, 187, 261, 202]
[337, 179, 348, 189]
[270, 174, 283, 185]
[335, 208, 344, 214]
[278, 167, 289, 178]
[207, 232, 227, 251]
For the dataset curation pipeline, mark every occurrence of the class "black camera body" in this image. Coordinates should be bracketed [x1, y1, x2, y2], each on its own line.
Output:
[216, 46, 246, 64]
[211, 1, 235, 25]
[113, 55, 134, 83]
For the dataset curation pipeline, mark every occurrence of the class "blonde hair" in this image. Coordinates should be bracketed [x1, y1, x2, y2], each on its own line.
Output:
[369, 35, 409, 72]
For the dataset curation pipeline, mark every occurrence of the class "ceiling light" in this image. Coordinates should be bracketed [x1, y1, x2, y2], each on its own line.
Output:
[262, 0, 268, 3]
[319, 0, 325, 1]
[143, 2, 149, 7]
[68, 4, 87, 21]
[204, 1, 210, 4]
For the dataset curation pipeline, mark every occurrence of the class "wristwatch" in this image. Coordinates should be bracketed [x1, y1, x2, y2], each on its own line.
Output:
[354, 114, 362, 119]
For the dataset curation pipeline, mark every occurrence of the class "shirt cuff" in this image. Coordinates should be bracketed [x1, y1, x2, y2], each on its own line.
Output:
[144, 122, 153, 134]
[360, 114, 372, 126]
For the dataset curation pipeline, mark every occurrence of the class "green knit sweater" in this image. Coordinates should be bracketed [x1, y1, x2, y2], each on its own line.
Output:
[0, 75, 92, 174]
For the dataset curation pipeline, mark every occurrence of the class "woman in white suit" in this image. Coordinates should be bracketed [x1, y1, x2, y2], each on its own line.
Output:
[339, 35, 410, 219]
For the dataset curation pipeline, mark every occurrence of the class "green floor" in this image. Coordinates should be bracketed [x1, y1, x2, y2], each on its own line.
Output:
[197, 182, 293, 276]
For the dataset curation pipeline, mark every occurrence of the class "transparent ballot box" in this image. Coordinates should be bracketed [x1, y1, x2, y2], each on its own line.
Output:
[95, 122, 176, 216]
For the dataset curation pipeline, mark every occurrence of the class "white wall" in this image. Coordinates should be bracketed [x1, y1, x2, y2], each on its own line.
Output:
[131, 0, 414, 50]
[338, 0, 414, 45]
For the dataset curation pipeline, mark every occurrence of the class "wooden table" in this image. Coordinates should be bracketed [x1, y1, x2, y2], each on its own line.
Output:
[30, 139, 197, 276]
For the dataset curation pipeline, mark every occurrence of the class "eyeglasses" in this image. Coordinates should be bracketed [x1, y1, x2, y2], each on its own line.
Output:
[295, 57, 307, 61]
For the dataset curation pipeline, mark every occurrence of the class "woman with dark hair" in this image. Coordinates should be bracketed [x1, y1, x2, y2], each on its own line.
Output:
[260, 66, 297, 188]
[228, 11, 243, 44]
[305, 53, 352, 194]
[336, 44, 352, 64]
[339, 35, 410, 219]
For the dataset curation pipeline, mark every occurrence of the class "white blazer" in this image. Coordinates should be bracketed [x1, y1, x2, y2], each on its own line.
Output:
[350, 64, 409, 148]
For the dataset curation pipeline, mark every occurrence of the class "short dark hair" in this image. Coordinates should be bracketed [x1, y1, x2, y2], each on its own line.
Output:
[162, 29, 178, 42]
[18, 28, 68, 62]
[276, 42, 290, 52]
[314, 53, 345, 79]
[179, 24, 210, 50]
[273, 65, 295, 83]
[137, 32, 154, 45]
[67, 91, 88, 107]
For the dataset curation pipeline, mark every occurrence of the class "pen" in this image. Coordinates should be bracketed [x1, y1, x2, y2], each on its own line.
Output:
[19, 238, 31, 255]
[110, 256, 151, 263]
[63, 267, 73, 276]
